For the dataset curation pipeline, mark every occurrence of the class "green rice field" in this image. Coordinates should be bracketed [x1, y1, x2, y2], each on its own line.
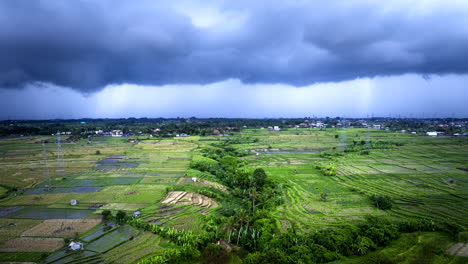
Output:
[0, 128, 467, 263]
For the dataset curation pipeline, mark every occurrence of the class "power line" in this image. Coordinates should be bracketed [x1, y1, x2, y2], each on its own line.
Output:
[56, 131, 66, 179]
[41, 140, 51, 191]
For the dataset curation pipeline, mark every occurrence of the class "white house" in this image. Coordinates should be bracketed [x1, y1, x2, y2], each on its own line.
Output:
[111, 130, 123, 137]
[69, 241, 83, 251]
[70, 200, 78, 206]
[426, 131, 438, 137]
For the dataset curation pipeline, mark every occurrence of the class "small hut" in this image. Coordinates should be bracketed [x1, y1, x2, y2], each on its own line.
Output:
[70, 200, 78, 206]
[133, 211, 141, 218]
[69, 241, 83, 251]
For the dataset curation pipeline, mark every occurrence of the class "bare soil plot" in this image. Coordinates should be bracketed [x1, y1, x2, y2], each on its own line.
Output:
[0, 237, 64, 252]
[161, 191, 217, 208]
[22, 219, 101, 238]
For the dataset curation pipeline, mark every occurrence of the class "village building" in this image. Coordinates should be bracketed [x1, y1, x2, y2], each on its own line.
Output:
[69, 241, 83, 251]
[111, 130, 123, 137]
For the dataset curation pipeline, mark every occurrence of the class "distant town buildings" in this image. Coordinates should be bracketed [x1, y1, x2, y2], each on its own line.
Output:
[426, 131, 446, 137]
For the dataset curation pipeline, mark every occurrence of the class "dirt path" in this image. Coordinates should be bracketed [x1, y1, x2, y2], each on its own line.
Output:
[198, 179, 228, 193]
[179, 177, 228, 193]
[447, 242, 468, 257]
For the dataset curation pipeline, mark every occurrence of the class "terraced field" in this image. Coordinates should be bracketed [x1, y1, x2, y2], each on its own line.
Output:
[103, 231, 165, 264]
[0, 128, 467, 263]
[236, 129, 468, 231]
[161, 191, 217, 208]
[0, 136, 197, 263]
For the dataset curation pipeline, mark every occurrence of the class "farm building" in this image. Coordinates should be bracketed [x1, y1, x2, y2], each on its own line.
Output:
[111, 130, 123, 137]
[69, 241, 83, 251]
[70, 199, 78, 206]
[133, 211, 141, 218]
[426, 131, 438, 137]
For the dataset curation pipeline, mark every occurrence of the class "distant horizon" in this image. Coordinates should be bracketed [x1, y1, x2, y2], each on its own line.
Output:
[2, 116, 468, 122]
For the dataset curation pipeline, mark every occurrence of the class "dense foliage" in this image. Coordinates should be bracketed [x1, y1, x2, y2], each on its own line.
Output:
[371, 194, 393, 210]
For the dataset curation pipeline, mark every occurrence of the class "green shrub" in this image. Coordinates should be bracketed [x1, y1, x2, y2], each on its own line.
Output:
[315, 162, 337, 176]
[360, 150, 370, 155]
[116, 210, 127, 224]
[102, 210, 112, 222]
[371, 195, 393, 210]
[189, 155, 221, 176]
[458, 231, 468, 242]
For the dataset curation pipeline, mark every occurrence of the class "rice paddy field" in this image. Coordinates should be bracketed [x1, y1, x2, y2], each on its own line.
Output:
[237, 129, 468, 231]
[0, 136, 194, 263]
[0, 128, 467, 263]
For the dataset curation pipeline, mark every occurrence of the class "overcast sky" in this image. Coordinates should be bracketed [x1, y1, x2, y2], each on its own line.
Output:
[1, 0, 467, 119]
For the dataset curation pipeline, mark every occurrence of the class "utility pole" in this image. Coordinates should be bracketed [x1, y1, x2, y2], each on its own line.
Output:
[42, 140, 51, 191]
[56, 131, 66, 179]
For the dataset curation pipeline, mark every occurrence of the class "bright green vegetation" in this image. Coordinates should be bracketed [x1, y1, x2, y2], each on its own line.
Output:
[237, 129, 468, 232]
[0, 128, 467, 263]
[341, 232, 467, 264]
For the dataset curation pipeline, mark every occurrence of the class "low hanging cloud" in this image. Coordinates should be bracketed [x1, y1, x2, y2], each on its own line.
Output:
[2, 74, 467, 119]
[1, 0, 468, 92]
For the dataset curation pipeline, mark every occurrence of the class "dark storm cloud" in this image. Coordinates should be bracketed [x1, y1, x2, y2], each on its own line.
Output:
[1, 0, 467, 91]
